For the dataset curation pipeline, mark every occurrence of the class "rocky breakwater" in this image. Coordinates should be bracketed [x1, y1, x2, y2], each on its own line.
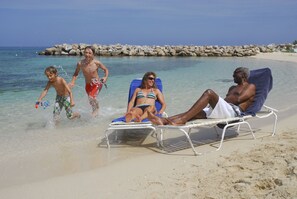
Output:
[39, 43, 296, 57]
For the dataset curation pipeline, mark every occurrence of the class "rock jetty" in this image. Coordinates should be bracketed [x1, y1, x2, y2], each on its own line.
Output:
[39, 43, 296, 57]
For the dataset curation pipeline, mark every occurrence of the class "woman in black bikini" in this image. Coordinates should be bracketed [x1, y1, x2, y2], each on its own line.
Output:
[125, 72, 166, 122]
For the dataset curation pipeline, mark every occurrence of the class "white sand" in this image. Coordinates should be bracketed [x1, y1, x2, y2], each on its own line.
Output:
[251, 52, 297, 63]
[1, 52, 297, 199]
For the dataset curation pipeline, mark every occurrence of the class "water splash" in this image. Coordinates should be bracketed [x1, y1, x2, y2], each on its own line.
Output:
[56, 65, 84, 90]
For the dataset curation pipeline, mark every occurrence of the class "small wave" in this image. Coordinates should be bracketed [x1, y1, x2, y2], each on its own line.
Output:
[216, 79, 233, 83]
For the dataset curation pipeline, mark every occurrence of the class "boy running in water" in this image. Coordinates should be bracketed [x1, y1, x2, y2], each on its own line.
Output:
[36, 66, 80, 123]
[69, 46, 109, 117]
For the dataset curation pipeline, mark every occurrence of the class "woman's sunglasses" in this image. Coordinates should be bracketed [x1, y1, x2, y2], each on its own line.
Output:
[148, 77, 155, 80]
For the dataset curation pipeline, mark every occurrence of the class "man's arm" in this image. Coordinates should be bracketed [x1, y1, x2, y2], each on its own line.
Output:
[238, 83, 256, 104]
[225, 84, 256, 105]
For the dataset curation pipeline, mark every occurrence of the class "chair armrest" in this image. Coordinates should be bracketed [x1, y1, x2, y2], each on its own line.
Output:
[263, 105, 278, 112]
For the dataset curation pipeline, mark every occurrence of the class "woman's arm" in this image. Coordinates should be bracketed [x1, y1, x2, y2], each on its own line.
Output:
[156, 89, 166, 114]
[126, 88, 139, 113]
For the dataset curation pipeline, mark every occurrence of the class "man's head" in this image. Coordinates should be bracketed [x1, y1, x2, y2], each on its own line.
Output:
[233, 67, 250, 84]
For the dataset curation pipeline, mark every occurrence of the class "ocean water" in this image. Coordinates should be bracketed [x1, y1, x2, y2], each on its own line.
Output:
[1, 47, 297, 186]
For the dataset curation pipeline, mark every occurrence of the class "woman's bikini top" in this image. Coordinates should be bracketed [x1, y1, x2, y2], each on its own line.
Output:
[136, 89, 156, 100]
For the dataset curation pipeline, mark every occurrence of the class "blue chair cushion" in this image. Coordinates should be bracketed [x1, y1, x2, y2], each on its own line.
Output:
[242, 68, 273, 116]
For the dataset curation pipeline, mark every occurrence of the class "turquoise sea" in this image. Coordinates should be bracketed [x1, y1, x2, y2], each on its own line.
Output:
[1, 47, 297, 187]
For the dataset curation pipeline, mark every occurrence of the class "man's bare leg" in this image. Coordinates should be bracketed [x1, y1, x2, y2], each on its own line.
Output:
[148, 89, 218, 125]
[147, 111, 166, 125]
[170, 89, 218, 123]
[147, 111, 176, 125]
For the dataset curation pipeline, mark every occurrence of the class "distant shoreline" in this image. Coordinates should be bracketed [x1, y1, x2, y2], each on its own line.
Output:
[251, 52, 297, 64]
[39, 43, 296, 57]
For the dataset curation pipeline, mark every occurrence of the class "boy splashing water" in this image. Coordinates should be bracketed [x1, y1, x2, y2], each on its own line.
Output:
[36, 66, 80, 124]
[69, 46, 109, 117]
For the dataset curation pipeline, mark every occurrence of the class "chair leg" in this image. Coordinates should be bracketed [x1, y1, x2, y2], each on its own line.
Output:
[237, 124, 241, 133]
[161, 129, 166, 148]
[244, 121, 255, 139]
[216, 125, 228, 151]
[216, 121, 255, 151]
[157, 129, 165, 148]
[114, 130, 118, 142]
[272, 112, 278, 136]
[179, 129, 200, 155]
[105, 129, 110, 149]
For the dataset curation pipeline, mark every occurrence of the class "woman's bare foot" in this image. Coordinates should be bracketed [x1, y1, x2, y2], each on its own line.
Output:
[125, 112, 133, 123]
[147, 111, 165, 125]
[135, 115, 142, 122]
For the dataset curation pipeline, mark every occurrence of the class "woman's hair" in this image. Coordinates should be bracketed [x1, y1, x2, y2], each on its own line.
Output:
[45, 66, 58, 75]
[140, 72, 157, 89]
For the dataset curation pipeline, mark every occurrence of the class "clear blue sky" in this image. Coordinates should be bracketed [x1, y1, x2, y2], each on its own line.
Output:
[0, 0, 296, 47]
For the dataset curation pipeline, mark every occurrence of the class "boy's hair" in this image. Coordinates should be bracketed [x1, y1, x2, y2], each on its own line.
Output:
[45, 66, 58, 75]
[85, 46, 95, 54]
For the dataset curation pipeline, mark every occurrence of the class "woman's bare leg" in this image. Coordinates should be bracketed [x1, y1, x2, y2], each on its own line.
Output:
[125, 108, 143, 122]
[137, 106, 156, 122]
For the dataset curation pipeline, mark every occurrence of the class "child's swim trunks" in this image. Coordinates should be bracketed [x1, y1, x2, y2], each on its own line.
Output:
[53, 95, 73, 119]
[85, 78, 103, 99]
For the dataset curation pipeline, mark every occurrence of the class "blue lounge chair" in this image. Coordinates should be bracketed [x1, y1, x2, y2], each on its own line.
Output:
[104, 77, 166, 148]
[155, 68, 278, 155]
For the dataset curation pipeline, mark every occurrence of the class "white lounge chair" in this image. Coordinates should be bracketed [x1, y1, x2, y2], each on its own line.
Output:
[104, 77, 166, 148]
[155, 68, 278, 155]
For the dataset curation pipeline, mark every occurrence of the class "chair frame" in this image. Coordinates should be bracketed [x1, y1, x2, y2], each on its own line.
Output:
[103, 68, 278, 155]
[154, 68, 278, 155]
[105, 123, 159, 148]
[156, 105, 277, 155]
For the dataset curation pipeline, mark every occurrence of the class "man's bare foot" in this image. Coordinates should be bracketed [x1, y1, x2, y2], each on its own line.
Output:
[164, 118, 177, 125]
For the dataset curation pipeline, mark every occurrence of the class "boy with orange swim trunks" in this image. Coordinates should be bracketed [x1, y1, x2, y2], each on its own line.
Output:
[69, 46, 109, 117]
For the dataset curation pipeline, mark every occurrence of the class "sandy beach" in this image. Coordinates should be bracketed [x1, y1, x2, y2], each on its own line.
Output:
[251, 52, 297, 63]
[1, 52, 297, 199]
